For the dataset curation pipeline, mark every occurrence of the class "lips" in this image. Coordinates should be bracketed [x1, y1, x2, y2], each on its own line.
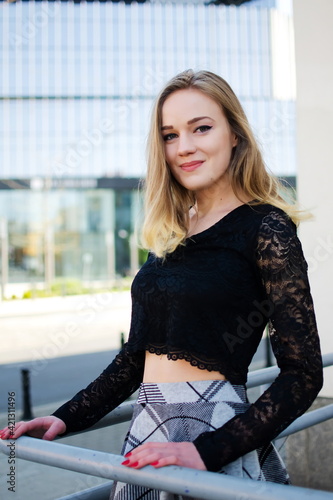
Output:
[179, 161, 204, 172]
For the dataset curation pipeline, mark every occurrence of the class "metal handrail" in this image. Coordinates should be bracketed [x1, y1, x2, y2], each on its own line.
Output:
[278, 403, 333, 438]
[1, 405, 333, 500]
[1, 435, 333, 500]
[246, 351, 333, 388]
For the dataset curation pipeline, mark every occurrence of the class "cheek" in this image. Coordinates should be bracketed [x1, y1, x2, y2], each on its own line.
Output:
[164, 144, 173, 162]
[164, 150, 174, 171]
[169, 164, 179, 181]
[215, 142, 233, 161]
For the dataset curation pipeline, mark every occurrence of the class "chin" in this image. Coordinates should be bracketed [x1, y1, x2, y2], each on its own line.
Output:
[183, 181, 217, 192]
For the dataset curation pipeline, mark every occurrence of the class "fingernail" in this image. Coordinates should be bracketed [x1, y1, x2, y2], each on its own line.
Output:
[129, 461, 139, 468]
[125, 452, 132, 458]
[150, 461, 159, 466]
[121, 460, 130, 466]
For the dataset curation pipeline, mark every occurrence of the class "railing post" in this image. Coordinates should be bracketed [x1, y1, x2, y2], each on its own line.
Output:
[21, 368, 34, 420]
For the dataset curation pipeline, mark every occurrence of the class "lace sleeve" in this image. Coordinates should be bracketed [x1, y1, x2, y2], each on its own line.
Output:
[52, 345, 145, 433]
[193, 210, 323, 472]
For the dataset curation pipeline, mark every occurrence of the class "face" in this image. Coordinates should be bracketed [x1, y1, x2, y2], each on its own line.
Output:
[161, 88, 237, 193]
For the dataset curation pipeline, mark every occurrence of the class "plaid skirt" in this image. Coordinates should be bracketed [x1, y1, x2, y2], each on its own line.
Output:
[110, 380, 289, 499]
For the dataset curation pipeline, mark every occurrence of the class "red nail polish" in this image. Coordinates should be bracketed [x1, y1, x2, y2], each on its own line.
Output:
[150, 461, 159, 466]
[121, 460, 130, 466]
[129, 461, 139, 468]
[125, 452, 132, 458]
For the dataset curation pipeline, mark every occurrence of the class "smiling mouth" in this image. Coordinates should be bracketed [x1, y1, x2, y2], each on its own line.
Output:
[180, 161, 204, 172]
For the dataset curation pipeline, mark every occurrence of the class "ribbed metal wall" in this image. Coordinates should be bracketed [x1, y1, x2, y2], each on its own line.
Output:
[0, 1, 296, 179]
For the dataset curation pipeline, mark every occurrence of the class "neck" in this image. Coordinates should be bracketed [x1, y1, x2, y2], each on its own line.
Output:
[194, 185, 242, 218]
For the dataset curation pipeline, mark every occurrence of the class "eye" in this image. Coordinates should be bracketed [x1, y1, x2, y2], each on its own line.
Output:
[162, 133, 177, 142]
[195, 125, 212, 133]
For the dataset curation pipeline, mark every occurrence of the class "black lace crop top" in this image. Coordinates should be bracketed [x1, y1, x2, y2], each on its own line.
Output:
[53, 204, 323, 472]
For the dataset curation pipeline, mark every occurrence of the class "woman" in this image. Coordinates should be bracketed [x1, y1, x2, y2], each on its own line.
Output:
[0, 70, 323, 498]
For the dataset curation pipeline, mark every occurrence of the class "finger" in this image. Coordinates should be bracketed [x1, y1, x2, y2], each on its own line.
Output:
[1, 429, 13, 439]
[15, 419, 41, 437]
[150, 456, 180, 469]
[20, 417, 47, 434]
[124, 443, 174, 463]
[135, 453, 179, 469]
[1, 421, 25, 439]
[42, 422, 63, 441]
[2, 418, 46, 439]
[122, 450, 161, 469]
[0, 429, 8, 439]
[24, 417, 64, 440]
[127, 442, 163, 455]
[122, 442, 207, 470]
[11, 423, 32, 439]
[125, 442, 168, 459]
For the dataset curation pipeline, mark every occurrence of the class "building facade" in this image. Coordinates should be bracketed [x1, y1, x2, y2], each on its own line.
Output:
[0, 0, 296, 292]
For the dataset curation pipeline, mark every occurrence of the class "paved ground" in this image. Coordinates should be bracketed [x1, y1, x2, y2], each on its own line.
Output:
[0, 350, 121, 412]
[0, 292, 132, 412]
[0, 292, 132, 365]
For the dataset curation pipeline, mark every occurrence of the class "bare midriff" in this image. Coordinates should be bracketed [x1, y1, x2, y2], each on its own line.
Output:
[143, 351, 227, 383]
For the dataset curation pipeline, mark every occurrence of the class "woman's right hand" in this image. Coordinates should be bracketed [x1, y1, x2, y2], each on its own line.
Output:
[0, 416, 66, 441]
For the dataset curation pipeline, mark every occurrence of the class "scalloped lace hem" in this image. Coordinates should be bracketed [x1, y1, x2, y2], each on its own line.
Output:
[125, 342, 242, 380]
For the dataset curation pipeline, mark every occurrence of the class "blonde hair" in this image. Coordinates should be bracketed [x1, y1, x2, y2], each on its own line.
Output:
[142, 69, 303, 258]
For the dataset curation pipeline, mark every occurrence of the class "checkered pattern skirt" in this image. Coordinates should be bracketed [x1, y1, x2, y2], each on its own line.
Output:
[110, 380, 289, 499]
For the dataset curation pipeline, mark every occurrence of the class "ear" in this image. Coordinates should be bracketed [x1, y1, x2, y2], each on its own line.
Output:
[232, 134, 238, 147]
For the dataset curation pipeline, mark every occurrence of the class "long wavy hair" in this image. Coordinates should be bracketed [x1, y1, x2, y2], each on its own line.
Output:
[141, 69, 302, 258]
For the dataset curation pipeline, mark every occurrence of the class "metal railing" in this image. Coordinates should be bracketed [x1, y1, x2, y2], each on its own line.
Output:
[1, 353, 333, 500]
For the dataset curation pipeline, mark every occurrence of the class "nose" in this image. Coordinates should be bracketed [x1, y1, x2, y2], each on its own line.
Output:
[177, 133, 196, 156]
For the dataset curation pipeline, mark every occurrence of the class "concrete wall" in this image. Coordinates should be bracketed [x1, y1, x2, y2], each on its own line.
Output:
[293, 0, 333, 396]
[285, 397, 333, 491]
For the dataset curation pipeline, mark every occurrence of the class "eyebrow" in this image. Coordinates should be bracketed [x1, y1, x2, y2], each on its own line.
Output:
[161, 116, 213, 131]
